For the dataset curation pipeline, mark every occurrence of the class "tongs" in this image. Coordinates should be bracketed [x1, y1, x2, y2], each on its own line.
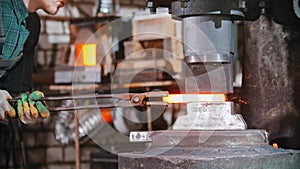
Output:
[9, 91, 169, 112]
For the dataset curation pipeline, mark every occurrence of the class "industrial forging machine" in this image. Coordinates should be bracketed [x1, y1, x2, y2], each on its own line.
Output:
[118, 0, 300, 168]
[6, 0, 300, 168]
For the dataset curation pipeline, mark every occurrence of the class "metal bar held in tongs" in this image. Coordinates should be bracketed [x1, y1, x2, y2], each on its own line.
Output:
[9, 91, 169, 112]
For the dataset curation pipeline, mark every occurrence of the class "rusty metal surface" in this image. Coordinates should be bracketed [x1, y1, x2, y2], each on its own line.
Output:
[242, 16, 300, 141]
[119, 146, 300, 169]
[130, 130, 269, 147]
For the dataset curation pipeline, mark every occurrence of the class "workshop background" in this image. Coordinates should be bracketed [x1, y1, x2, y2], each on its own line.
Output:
[1, 0, 300, 169]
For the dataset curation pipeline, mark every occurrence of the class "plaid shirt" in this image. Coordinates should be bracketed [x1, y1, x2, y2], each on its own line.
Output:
[0, 0, 29, 77]
[1, 0, 29, 60]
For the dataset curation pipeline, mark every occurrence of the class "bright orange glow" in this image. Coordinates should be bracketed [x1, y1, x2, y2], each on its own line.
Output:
[76, 43, 97, 66]
[163, 94, 226, 103]
[272, 143, 279, 149]
[101, 108, 113, 123]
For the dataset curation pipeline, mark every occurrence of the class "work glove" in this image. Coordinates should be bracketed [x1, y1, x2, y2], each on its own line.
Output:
[17, 91, 50, 124]
[0, 90, 16, 121]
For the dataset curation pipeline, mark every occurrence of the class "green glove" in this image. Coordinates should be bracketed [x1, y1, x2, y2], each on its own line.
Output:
[29, 91, 50, 118]
[17, 99, 24, 121]
[17, 91, 50, 123]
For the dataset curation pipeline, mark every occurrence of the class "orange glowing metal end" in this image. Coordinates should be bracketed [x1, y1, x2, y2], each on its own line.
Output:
[163, 94, 226, 103]
[272, 143, 279, 149]
[76, 43, 97, 66]
[101, 108, 113, 123]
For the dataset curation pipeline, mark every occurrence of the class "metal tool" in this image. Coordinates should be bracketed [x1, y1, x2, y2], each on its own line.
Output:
[9, 91, 169, 112]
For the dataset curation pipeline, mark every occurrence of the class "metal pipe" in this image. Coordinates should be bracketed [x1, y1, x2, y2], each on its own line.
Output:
[74, 111, 81, 169]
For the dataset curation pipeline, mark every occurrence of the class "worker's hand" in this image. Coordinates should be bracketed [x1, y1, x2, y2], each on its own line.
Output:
[0, 90, 16, 121]
[17, 91, 50, 124]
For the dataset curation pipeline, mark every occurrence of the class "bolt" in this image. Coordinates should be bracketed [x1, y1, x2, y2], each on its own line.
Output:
[132, 96, 140, 103]
[238, 0, 246, 9]
[135, 133, 141, 139]
[259, 1, 266, 15]
[259, 1, 265, 8]
[181, 1, 187, 8]
[261, 8, 266, 15]
[180, 0, 189, 8]
[147, 1, 153, 8]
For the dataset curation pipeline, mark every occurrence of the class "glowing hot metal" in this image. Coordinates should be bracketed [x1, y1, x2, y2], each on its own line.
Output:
[163, 94, 226, 103]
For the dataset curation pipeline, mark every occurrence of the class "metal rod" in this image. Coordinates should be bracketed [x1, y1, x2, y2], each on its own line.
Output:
[48, 101, 168, 112]
[9, 91, 169, 113]
[146, 101, 168, 106]
[48, 104, 118, 112]
[9, 91, 169, 103]
[9, 93, 130, 102]
[74, 111, 81, 169]
[147, 106, 152, 131]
